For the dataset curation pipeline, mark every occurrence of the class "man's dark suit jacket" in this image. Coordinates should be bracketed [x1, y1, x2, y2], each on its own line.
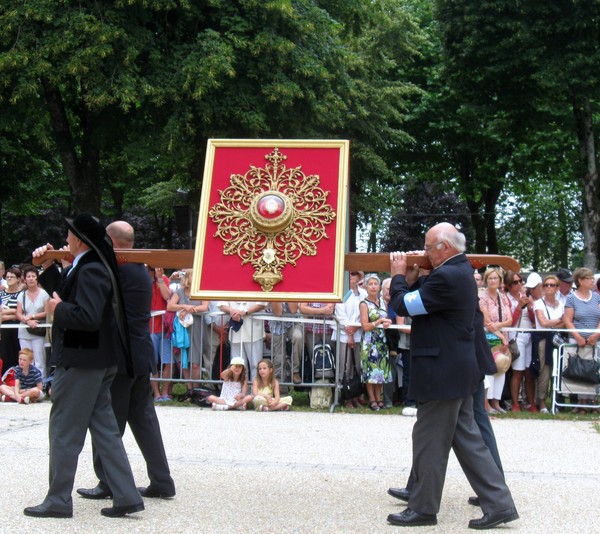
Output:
[117, 263, 155, 376]
[39, 251, 126, 369]
[390, 253, 481, 401]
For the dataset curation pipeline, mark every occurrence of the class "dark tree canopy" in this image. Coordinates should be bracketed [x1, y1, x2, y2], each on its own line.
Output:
[382, 178, 473, 253]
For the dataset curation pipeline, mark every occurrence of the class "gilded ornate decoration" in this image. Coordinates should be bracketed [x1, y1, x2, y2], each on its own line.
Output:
[208, 148, 336, 291]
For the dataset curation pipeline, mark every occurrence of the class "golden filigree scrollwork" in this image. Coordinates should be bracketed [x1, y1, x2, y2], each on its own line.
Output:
[208, 148, 336, 291]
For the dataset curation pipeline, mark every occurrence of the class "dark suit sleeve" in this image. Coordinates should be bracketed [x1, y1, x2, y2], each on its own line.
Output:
[38, 264, 63, 296]
[390, 270, 454, 318]
[53, 264, 111, 331]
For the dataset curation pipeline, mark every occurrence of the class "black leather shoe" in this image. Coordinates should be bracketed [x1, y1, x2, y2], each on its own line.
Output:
[137, 486, 175, 499]
[468, 507, 519, 529]
[387, 508, 437, 527]
[468, 496, 480, 507]
[101, 502, 144, 518]
[24, 504, 73, 518]
[76, 485, 113, 500]
[387, 487, 411, 502]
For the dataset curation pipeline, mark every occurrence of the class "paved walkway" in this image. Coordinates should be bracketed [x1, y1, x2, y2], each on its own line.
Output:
[1, 402, 599, 533]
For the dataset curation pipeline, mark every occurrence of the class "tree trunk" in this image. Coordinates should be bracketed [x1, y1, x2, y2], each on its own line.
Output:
[466, 198, 486, 252]
[573, 94, 599, 271]
[483, 182, 503, 254]
[41, 80, 101, 216]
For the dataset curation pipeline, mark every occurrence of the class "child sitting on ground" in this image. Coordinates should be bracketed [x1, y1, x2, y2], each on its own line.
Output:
[0, 348, 43, 404]
[252, 358, 293, 412]
[206, 357, 253, 410]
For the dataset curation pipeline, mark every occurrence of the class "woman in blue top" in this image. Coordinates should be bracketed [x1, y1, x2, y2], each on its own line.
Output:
[563, 267, 600, 413]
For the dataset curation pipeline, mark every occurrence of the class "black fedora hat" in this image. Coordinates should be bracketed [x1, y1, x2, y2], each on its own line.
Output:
[65, 213, 107, 249]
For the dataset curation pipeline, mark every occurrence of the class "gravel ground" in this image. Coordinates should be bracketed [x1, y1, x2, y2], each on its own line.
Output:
[1, 402, 599, 533]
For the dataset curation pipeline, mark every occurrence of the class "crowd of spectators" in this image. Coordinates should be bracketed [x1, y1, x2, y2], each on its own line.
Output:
[479, 266, 600, 414]
[2, 256, 599, 414]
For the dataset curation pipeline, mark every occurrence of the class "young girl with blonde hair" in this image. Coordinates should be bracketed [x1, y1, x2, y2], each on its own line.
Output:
[252, 359, 292, 412]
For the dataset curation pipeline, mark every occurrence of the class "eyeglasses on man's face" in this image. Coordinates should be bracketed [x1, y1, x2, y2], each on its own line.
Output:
[424, 242, 442, 252]
[511, 279, 523, 286]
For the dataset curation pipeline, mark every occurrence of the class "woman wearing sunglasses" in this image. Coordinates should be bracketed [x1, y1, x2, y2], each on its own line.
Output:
[503, 271, 536, 412]
[533, 275, 565, 413]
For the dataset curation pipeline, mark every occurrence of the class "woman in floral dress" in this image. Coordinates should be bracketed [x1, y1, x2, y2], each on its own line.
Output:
[359, 273, 393, 411]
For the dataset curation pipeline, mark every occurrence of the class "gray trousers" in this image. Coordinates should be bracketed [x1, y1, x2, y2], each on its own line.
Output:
[43, 366, 141, 513]
[408, 395, 515, 516]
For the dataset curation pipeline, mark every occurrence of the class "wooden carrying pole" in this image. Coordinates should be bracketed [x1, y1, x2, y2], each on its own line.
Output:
[33, 249, 520, 273]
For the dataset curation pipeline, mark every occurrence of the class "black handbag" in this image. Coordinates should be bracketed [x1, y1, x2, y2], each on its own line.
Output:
[562, 350, 600, 384]
[26, 326, 46, 337]
[22, 296, 46, 337]
[341, 346, 363, 401]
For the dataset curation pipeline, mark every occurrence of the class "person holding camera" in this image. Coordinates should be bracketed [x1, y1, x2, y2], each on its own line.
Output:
[148, 265, 173, 401]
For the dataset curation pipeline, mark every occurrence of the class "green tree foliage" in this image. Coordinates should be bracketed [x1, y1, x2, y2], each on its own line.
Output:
[382, 178, 472, 252]
[434, 0, 600, 269]
[0, 0, 421, 260]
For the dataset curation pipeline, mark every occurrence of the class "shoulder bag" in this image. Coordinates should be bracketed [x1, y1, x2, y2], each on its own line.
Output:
[22, 295, 46, 337]
[341, 346, 363, 401]
[507, 306, 521, 362]
[562, 348, 600, 384]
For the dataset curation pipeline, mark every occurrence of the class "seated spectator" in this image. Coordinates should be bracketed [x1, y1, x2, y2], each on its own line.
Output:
[167, 270, 208, 393]
[0, 266, 24, 371]
[206, 357, 253, 410]
[269, 302, 304, 387]
[479, 267, 512, 413]
[252, 359, 292, 411]
[0, 348, 43, 404]
[147, 265, 173, 401]
[503, 270, 536, 412]
[15, 265, 49, 379]
[334, 271, 367, 408]
[217, 301, 266, 381]
[359, 273, 393, 411]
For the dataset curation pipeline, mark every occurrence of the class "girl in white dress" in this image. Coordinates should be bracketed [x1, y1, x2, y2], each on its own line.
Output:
[207, 357, 253, 410]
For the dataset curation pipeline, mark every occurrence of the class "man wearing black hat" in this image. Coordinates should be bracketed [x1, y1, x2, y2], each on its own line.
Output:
[25, 213, 144, 519]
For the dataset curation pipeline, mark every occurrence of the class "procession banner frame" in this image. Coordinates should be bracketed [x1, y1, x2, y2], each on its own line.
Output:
[190, 139, 350, 302]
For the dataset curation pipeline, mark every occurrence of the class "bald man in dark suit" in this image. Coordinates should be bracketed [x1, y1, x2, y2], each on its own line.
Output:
[387, 223, 518, 530]
[76, 221, 175, 501]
